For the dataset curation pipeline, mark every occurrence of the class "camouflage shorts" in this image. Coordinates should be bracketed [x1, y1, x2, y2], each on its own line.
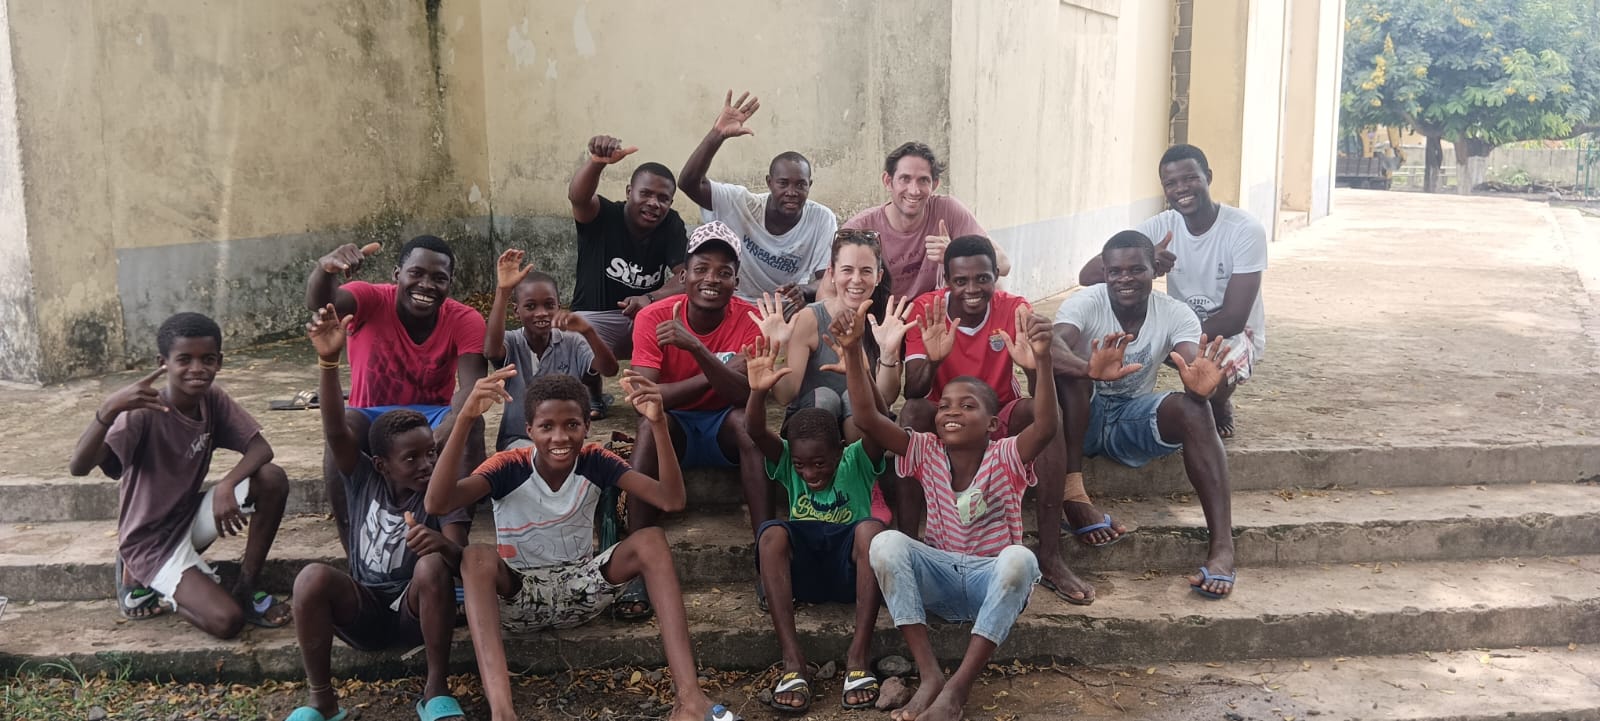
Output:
[499, 545, 625, 632]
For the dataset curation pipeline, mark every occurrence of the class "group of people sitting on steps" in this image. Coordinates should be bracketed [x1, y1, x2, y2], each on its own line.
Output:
[69, 91, 1268, 721]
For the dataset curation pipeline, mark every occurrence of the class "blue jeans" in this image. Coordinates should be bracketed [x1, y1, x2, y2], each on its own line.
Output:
[1085, 391, 1183, 468]
[867, 530, 1039, 644]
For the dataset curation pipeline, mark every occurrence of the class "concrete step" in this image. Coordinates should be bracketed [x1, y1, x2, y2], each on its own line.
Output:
[1, 556, 1595, 681]
[8, 440, 1598, 524]
[7, 482, 1597, 601]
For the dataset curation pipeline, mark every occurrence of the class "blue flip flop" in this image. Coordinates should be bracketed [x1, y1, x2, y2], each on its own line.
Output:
[285, 707, 347, 721]
[1190, 566, 1236, 600]
[1064, 513, 1125, 548]
[705, 704, 744, 721]
[416, 695, 465, 721]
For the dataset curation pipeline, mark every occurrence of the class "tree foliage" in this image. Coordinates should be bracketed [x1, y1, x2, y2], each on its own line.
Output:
[1342, 0, 1600, 146]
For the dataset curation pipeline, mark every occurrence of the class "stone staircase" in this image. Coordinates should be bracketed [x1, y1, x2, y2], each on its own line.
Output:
[2, 439, 1598, 719]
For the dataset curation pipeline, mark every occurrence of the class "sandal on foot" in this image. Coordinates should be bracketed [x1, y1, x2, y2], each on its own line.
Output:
[416, 695, 465, 721]
[768, 672, 812, 714]
[1190, 567, 1236, 600]
[115, 555, 168, 620]
[609, 577, 653, 621]
[841, 670, 880, 710]
[269, 390, 319, 411]
[756, 579, 769, 614]
[1062, 513, 1124, 548]
[589, 392, 613, 420]
[285, 707, 347, 721]
[245, 590, 293, 628]
[1039, 577, 1095, 606]
[705, 704, 744, 721]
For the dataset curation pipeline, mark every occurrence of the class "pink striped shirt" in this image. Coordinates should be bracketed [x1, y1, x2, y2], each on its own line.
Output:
[895, 431, 1036, 556]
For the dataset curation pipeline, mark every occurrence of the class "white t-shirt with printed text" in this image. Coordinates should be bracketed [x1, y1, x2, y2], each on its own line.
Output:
[703, 180, 837, 301]
[1054, 284, 1203, 397]
[1136, 205, 1267, 359]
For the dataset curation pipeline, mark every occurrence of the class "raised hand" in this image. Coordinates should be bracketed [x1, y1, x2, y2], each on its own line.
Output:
[463, 366, 517, 419]
[587, 134, 639, 165]
[830, 299, 872, 351]
[317, 242, 381, 278]
[403, 511, 450, 557]
[774, 283, 804, 314]
[747, 292, 792, 345]
[102, 366, 169, 417]
[306, 304, 354, 361]
[496, 248, 533, 291]
[620, 370, 664, 423]
[743, 337, 792, 392]
[655, 301, 703, 352]
[712, 90, 760, 139]
[555, 309, 593, 335]
[924, 220, 951, 264]
[1172, 334, 1227, 399]
[1154, 231, 1176, 277]
[617, 294, 652, 318]
[918, 296, 955, 362]
[1087, 332, 1143, 382]
[994, 305, 1044, 370]
[868, 294, 914, 354]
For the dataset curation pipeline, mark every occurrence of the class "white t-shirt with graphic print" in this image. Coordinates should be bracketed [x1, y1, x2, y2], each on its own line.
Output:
[1054, 284, 1203, 398]
[703, 180, 836, 301]
[1136, 205, 1267, 359]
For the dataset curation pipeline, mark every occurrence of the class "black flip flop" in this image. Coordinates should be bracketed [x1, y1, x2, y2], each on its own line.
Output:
[115, 555, 168, 620]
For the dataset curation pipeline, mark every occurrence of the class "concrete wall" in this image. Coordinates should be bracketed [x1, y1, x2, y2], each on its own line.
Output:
[950, 0, 1171, 299]
[1486, 147, 1585, 186]
[1235, 0, 1288, 229]
[0, 0, 37, 383]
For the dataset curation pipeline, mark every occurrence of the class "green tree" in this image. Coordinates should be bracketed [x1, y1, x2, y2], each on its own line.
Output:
[1342, 0, 1600, 192]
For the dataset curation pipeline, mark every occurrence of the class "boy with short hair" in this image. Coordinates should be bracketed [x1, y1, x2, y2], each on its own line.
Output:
[426, 368, 742, 721]
[68, 312, 290, 637]
[485, 247, 620, 451]
[840, 298, 1059, 721]
[743, 338, 886, 712]
[283, 305, 471, 721]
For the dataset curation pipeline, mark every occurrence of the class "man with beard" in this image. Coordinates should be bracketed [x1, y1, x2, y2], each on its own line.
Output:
[679, 90, 836, 314]
[569, 134, 690, 419]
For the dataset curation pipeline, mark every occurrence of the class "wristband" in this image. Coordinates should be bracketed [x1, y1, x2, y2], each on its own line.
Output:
[94, 410, 112, 427]
[645, 292, 656, 303]
[878, 358, 902, 368]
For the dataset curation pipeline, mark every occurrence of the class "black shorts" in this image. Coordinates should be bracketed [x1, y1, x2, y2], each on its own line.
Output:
[756, 519, 883, 604]
[332, 582, 423, 652]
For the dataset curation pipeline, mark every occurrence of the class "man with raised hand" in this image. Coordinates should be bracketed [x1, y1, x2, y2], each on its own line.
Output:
[1057, 230, 1237, 599]
[569, 134, 690, 419]
[679, 90, 836, 314]
[842, 142, 1011, 299]
[1079, 144, 1267, 438]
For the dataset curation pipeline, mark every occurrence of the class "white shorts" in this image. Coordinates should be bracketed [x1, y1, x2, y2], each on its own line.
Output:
[1218, 327, 1257, 384]
[147, 480, 254, 602]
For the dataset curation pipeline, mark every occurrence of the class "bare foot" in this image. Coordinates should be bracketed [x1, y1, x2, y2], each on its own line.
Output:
[915, 689, 968, 721]
[1186, 547, 1237, 598]
[667, 693, 715, 721]
[1062, 500, 1126, 546]
[890, 677, 944, 721]
[1038, 555, 1095, 605]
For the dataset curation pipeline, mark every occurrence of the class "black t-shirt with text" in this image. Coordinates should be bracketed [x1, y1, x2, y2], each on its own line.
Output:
[571, 197, 688, 312]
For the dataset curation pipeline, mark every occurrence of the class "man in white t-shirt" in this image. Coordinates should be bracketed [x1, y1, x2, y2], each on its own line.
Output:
[680, 90, 837, 313]
[1079, 144, 1267, 438]
[1054, 230, 1238, 599]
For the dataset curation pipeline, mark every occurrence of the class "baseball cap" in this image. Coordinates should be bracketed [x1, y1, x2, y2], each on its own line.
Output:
[687, 221, 742, 261]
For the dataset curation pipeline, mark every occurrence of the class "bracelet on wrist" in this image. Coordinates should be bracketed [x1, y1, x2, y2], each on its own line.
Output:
[317, 358, 341, 370]
[878, 358, 902, 368]
[94, 410, 112, 427]
[645, 292, 656, 303]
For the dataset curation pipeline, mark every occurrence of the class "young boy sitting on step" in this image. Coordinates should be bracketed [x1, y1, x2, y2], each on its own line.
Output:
[283, 305, 471, 721]
[840, 300, 1059, 721]
[68, 312, 291, 636]
[743, 337, 887, 713]
[426, 367, 743, 721]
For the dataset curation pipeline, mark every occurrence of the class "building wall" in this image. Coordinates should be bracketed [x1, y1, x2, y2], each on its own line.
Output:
[1235, 0, 1288, 229]
[1309, 0, 1345, 219]
[0, 0, 37, 382]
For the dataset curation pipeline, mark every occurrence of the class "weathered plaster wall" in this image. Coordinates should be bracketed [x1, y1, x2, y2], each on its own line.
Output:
[0, 0, 37, 383]
[949, 0, 1171, 299]
[1310, 0, 1346, 220]
[1236, 0, 1288, 230]
[7, 0, 479, 376]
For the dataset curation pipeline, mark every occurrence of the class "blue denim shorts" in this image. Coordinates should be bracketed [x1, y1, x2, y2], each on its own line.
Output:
[1084, 391, 1183, 468]
[669, 407, 737, 468]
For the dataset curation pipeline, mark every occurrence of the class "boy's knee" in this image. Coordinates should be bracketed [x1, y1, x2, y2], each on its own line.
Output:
[853, 521, 884, 558]
[725, 409, 757, 449]
[252, 463, 289, 497]
[411, 553, 451, 592]
[204, 604, 247, 640]
[899, 399, 935, 432]
[869, 529, 911, 570]
[757, 524, 791, 556]
[996, 546, 1040, 592]
[627, 526, 670, 557]
[292, 562, 342, 601]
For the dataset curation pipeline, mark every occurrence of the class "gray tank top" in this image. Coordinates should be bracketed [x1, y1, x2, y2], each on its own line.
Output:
[790, 301, 851, 416]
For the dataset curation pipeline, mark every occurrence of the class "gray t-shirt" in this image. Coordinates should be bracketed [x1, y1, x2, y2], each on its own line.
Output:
[493, 328, 596, 450]
[704, 181, 837, 301]
[104, 385, 262, 585]
[343, 454, 469, 606]
[1054, 284, 1202, 397]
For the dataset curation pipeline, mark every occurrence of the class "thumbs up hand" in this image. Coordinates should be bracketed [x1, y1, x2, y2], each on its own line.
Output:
[925, 219, 952, 264]
[1154, 231, 1176, 277]
[403, 510, 450, 557]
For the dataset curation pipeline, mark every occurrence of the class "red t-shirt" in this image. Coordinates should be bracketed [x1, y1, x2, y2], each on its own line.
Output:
[630, 296, 761, 411]
[904, 289, 1029, 406]
[344, 281, 486, 407]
